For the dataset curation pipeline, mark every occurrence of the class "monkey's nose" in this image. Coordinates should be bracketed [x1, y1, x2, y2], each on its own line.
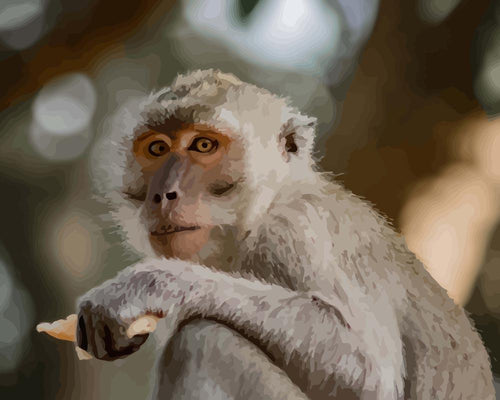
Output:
[165, 191, 177, 200]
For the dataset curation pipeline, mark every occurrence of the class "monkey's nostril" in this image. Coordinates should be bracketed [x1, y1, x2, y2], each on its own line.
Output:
[165, 192, 177, 200]
[153, 194, 162, 204]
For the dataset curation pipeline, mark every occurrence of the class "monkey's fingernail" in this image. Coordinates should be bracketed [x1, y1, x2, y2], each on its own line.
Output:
[75, 346, 93, 360]
[126, 315, 159, 338]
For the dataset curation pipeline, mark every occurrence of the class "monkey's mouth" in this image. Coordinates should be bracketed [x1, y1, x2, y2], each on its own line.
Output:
[150, 225, 200, 236]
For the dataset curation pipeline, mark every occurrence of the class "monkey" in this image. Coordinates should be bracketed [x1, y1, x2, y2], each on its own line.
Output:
[77, 69, 495, 399]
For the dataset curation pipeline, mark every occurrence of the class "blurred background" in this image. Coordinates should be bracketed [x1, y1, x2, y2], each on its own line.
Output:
[1, 0, 500, 398]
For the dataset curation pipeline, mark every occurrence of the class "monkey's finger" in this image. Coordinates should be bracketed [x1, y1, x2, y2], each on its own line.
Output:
[36, 314, 78, 342]
[126, 315, 160, 338]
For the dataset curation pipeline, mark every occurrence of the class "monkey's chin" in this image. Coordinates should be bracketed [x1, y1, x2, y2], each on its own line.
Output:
[149, 226, 211, 261]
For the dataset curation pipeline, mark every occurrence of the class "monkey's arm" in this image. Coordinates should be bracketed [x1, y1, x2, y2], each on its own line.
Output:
[77, 258, 402, 399]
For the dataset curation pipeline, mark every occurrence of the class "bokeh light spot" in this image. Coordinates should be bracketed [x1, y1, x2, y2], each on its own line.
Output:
[0, 0, 42, 31]
[418, 0, 462, 24]
[30, 73, 96, 161]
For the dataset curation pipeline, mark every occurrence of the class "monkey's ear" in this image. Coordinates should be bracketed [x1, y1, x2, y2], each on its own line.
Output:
[279, 114, 316, 162]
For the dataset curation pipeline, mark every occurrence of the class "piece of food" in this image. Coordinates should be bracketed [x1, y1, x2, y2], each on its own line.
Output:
[36, 314, 78, 342]
[126, 315, 159, 338]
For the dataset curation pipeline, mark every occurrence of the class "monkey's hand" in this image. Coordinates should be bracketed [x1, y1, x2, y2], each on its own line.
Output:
[75, 258, 199, 360]
[76, 277, 155, 361]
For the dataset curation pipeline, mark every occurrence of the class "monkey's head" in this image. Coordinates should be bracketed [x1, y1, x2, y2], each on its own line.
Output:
[94, 69, 317, 262]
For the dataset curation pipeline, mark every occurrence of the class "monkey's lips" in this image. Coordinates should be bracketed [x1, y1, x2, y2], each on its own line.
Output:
[150, 225, 201, 236]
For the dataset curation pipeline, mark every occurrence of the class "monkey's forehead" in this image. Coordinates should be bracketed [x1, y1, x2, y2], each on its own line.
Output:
[131, 76, 298, 141]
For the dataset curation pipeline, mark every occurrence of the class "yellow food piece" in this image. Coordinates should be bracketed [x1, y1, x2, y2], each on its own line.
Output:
[36, 314, 78, 342]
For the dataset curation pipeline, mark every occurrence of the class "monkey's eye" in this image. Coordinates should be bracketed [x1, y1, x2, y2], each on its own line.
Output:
[148, 140, 169, 157]
[189, 137, 217, 153]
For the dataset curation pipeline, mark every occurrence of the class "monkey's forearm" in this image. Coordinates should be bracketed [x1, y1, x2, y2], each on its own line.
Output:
[110, 260, 402, 399]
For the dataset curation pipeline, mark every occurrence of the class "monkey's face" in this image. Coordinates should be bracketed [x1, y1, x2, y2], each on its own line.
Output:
[132, 124, 244, 260]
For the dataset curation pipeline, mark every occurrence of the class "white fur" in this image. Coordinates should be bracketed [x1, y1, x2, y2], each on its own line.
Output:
[85, 69, 495, 399]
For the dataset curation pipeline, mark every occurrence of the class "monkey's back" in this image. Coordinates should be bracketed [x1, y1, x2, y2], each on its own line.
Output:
[251, 175, 494, 399]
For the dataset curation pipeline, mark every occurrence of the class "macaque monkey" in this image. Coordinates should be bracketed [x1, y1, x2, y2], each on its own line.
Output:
[57, 70, 495, 399]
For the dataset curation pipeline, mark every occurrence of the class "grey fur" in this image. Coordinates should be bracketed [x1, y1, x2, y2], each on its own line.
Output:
[81, 69, 495, 399]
